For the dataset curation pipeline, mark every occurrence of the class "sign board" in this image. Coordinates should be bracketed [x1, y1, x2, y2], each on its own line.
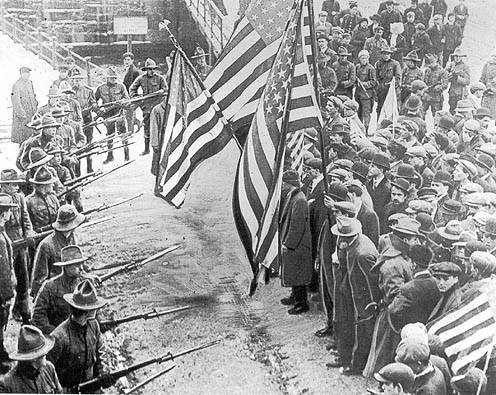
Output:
[113, 16, 148, 35]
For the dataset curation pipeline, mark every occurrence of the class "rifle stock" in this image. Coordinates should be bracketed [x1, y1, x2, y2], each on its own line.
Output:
[100, 244, 181, 283]
[77, 339, 220, 393]
[12, 230, 52, 248]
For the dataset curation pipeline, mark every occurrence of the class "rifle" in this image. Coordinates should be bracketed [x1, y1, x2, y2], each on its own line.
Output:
[79, 216, 114, 229]
[76, 339, 220, 393]
[71, 134, 116, 157]
[83, 114, 125, 130]
[124, 364, 176, 394]
[57, 160, 135, 199]
[100, 244, 181, 283]
[82, 193, 143, 216]
[12, 230, 52, 249]
[99, 305, 191, 333]
[355, 77, 371, 99]
[64, 171, 101, 186]
[366, 389, 380, 395]
[92, 141, 136, 157]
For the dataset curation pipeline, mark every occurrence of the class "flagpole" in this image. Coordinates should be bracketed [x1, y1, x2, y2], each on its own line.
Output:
[306, 0, 330, 195]
[159, 20, 243, 152]
[477, 340, 495, 395]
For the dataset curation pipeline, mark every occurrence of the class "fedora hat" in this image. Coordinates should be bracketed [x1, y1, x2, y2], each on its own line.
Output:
[50, 105, 71, 119]
[44, 142, 66, 155]
[432, 170, 452, 186]
[142, 58, 158, 70]
[69, 68, 84, 79]
[36, 114, 61, 130]
[29, 166, 56, 185]
[63, 280, 107, 311]
[26, 148, 54, 170]
[105, 67, 118, 78]
[316, 32, 330, 42]
[26, 112, 43, 129]
[54, 245, 89, 267]
[438, 220, 463, 241]
[0, 193, 17, 208]
[416, 212, 436, 234]
[52, 204, 85, 232]
[441, 199, 462, 214]
[9, 325, 54, 361]
[390, 217, 421, 236]
[191, 46, 209, 59]
[58, 81, 74, 95]
[47, 85, 61, 97]
[337, 46, 351, 56]
[331, 217, 362, 237]
[403, 50, 420, 62]
[0, 169, 25, 184]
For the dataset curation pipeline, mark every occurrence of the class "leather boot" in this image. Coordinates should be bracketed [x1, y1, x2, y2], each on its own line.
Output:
[141, 138, 150, 156]
[124, 146, 130, 161]
[103, 152, 114, 164]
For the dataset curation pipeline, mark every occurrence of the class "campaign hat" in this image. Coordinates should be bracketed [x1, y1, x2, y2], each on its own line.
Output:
[336, 46, 351, 56]
[47, 85, 61, 97]
[9, 325, 54, 361]
[451, 47, 467, 57]
[28, 166, 56, 185]
[380, 44, 393, 53]
[58, 81, 74, 95]
[191, 47, 208, 59]
[52, 204, 86, 232]
[0, 169, 25, 184]
[50, 105, 71, 119]
[403, 50, 421, 62]
[53, 245, 89, 267]
[69, 68, 84, 79]
[63, 280, 107, 311]
[36, 114, 61, 130]
[26, 149, 53, 170]
[105, 67, 118, 78]
[142, 58, 159, 70]
[44, 142, 65, 155]
[26, 112, 43, 129]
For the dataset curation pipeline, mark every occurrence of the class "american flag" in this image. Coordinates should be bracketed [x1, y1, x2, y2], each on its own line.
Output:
[287, 130, 313, 176]
[155, 51, 232, 207]
[232, 0, 321, 295]
[427, 285, 496, 376]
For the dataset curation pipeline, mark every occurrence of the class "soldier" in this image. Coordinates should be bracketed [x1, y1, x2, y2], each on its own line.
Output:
[401, 51, 423, 103]
[442, 13, 462, 67]
[423, 53, 449, 116]
[0, 170, 34, 325]
[192, 47, 212, 81]
[50, 106, 80, 177]
[0, 194, 17, 372]
[330, 26, 344, 52]
[25, 166, 60, 232]
[364, 25, 388, 67]
[333, 46, 356, 99]
[328, 217, 380, 375]
[446, 47, 470, 115]
[47, 280, 111, 392]
[95, 67, 130, 163]
[31, 204, 85, 298]
[57, 81, 83, 124]
[375, 45, 402, 115]
[453, 0, 469, 33]
[355, 50, 376, 131]
[38, 86, 62, 116]
[11, 66, 38, 145]
[0, 325, 62, 393]
[130, 58, 167, 156]
[32, 246, 92, 334]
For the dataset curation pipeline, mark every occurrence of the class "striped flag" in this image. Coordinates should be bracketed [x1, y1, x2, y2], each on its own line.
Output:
[232, 0, 322, 295]
[287, 130, 313, 177]
[155, 51, 232, 207]
[427, 284, 496, 375]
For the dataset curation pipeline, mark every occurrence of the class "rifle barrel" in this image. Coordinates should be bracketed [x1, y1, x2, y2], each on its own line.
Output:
[101, 305, 191, 326]
[12, 230, 52, 248]
[124, 365, 176, 395]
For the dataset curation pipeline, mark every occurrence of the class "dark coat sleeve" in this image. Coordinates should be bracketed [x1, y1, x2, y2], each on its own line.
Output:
[283, 195, 308, 250]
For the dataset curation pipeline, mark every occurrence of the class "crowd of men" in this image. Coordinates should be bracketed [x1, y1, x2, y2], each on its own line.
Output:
[276, 0, 496, 394]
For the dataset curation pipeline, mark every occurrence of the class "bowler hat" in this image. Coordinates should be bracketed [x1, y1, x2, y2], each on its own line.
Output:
[390, 217, 421, 236]
[432, 170, 452, 186]
[390, 178, 410, 194]
[375, 363, 415, 394]
[29, 166, 56, 185]
[331, 217, 362, 237]
[52, 204, 85, 232]
[438, 115, 455, 130]
[0, 169, 25, 184]
[328, 182, 349, 202]
[371, 152, 390, 170]
[430, 261, 462, 276]
[404, 95, 422, 112]
[63, 280, 107, 311]
[0, 193, 17, 208]
[142, 58, 159, 70]
[26, 148, 54, 170]
[350, 162, 368, 182]
[54, 245, 89, 267]
[474, 107, 492, 120]
[394, 164, 421, 188]
[438, 220, 463, 241]
[440, 199, 462, 215]
[451, 368, 487, 395]
[416, 212, 436, 234]
[403, 50, 420, 62]
[9, 325, 54, 361]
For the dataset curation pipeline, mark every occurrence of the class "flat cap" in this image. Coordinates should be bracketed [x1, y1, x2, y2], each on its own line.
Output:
[465, 192, 490, 208]
[375, 363, 415, 393]
[405, 200, 432, 215]
[395, 339, 430, 364]
[430, 261, 462, 276]
[405, 146, 427, 159]
[451, 368, 487, 395]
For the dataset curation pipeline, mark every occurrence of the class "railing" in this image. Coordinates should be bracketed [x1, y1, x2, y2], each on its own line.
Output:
[0, 12, 105, 87]
[186, 0, 228, 56]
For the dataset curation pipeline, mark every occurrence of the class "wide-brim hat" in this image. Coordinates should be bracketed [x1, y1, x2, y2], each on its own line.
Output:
[337, 46, 351, 56]
[331, 217, 362, 237]
[390, 217, 421, 236]
[28, 166, 56, 185]
[0, 169, 25, 184]
[69, 68, 84, 79]
[52, 205, 86, 232]
[438, 220, 463, 241]
[26, 148, 54, 170]
[142, 58, 159, 70]
[404, 95, 422, 112]
[380, 44, 393, 54]
[53, 245, 89, 267]
[403, 50, 421, 62]
[44, 142, 66, 155]
[36, 115, 61, 130]
[105, 67, 118, 78]
[452, 47, 467, 57]
[0, 193, 17, 208]
[9, 325, 54, 361]
[63, 280, 107, 310]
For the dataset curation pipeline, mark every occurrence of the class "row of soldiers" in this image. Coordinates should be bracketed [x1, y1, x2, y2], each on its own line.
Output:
[275, 50, 496, 393]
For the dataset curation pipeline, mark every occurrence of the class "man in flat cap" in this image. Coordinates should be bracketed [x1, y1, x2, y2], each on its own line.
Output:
[11, 66, 38, 145]
[428, 261, 462, 321]
[373, 362, 415, 394]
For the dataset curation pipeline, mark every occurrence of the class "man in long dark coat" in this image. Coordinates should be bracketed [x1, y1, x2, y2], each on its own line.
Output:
[11, 67, 38, 145]
[328, 217, 380, 375]
[279, 171, 312, 315]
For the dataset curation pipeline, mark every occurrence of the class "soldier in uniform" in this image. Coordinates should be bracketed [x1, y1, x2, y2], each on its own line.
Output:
[192, 46, 212, 81]
[70, 69, 96, 173]
[364, 26, 388, 67]
[31, 204, 85, 298]
[423, 53, 449, 116]
[0, 194, 17, 372]
[375, 45, 402, 115]
[355, 50, 377, 131]
[32, 246, 92, 335]
[401, 51, 423, 103]
[333, 46, 356, 99]
[11, 66, 38, 145]
[57, 81, 83, 124]
[0, 325, 62, 393]
[47, 280, 111, 393]
[95, 67, 130, 163]
[0, 169, 34, 325]
[130, 58, 167, 156]
[446, 47, 471, 114]
[38, 86, 62, 116]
